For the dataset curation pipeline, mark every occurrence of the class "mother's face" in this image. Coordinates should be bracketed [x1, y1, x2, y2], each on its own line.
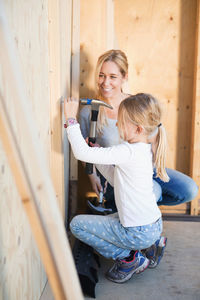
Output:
[98, 61, 125, 100]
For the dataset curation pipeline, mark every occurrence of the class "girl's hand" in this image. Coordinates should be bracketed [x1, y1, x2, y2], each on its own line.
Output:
[85, 137, 100, 148]
[64, 97, 79, 120]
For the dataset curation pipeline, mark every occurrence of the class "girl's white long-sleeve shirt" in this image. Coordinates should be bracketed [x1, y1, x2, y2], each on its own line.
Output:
[67, 124, 161, 227]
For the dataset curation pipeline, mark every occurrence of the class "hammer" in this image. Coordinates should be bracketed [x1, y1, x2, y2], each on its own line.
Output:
[87, 180, 113, 214]
[80, 98, 113, 174]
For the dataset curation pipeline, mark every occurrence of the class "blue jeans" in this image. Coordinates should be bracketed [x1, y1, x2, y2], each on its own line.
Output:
[154, 168, 198, 206]
[101, 168, 198, 211]
[70, 213, 162, 260]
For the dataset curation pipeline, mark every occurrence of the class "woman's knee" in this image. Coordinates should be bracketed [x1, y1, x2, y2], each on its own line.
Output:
[182, 178, 199, 203]
[158, 168, 199, 204]
[170, 170, 199, 203]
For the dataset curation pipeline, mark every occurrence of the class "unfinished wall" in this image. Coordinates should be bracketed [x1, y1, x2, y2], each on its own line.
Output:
[79, 0, 199, 214]
[114, 0, 196, 175]
[0, 1, 48, 299]
[0, 0, 72, 299]
[115, 0, 197, 214]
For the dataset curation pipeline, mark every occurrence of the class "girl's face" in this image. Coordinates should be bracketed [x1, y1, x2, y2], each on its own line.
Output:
[98, 61, 125, 100]
[118, 121, 139, 143]
[124, 122, 139, 143]
[117, 110, 145, 143]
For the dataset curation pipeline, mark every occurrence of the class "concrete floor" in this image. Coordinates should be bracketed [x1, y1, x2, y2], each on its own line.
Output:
[85, 221, 200, 300]
[41, 220, 200, 300]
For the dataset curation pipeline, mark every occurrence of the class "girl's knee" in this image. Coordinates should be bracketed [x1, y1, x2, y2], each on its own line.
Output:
[70, 215, 81, 234]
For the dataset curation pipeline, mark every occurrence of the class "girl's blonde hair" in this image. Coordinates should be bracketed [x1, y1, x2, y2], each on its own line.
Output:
[118, 93, 169, 182]
[95, 49, 128, 133]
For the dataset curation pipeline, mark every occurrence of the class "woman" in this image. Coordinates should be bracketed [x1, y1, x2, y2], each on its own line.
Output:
[79, 49, 198, 211]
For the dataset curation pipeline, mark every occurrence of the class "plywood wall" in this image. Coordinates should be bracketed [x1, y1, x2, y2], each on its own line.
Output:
[115, 0, 197, 214]
[0, 0, 72, 299]
[79, 0, 199, 214]
[115, 0, 197, 174]
[80, 0, 114, 99]
[0, 1, 48, 299]
[190, 0, 200, 215]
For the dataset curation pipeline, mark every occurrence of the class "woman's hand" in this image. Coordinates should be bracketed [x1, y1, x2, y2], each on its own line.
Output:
[88, 173, 102, 196]
[64, 97, 79, 120]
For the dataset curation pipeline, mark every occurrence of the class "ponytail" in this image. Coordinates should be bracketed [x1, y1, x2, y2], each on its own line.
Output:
[154, 125, 169, 182]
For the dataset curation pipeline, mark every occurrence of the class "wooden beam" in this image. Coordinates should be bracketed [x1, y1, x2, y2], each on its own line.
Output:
[67, 0, 80, 220]
[190, 0, 200, 215]
[70, 0, 80, 182]
[59, 0, 72, 222]
[48, 0, 64, 215]
[0, 2, 83, 299]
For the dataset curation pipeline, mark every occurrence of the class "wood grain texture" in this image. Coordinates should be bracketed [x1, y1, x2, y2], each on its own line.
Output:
[79, 0, 198, 215]
[0, 0, 76, 298]
[0, 0, 83, 298]
[0, 1, 48, 299]
[59, 0, 72, 222]
[190, 0, 200, 215]
[48, 0, 64, 213]
[114, 0, 196, 174]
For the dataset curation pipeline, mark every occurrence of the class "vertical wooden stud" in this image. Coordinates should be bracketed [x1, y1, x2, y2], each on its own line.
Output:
[48, 0, 64, 214]
[68, 0, 80, 220]
[59, 0, 72, 222]
[190, 0, 200, 215]
[70, 0, 80, 182]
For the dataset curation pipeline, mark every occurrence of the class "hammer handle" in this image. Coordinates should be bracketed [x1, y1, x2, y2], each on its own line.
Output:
[85, 137, 96, 174]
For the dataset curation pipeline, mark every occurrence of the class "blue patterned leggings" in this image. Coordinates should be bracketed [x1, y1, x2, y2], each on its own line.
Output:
[70, 213, 162, 260]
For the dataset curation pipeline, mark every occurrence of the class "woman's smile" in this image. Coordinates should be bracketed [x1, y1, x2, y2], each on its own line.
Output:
[98, 61, 125, 100]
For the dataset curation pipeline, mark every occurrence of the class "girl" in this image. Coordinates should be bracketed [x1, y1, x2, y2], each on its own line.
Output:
[79, 49, 198, 210]
[64, 93, 168, 283]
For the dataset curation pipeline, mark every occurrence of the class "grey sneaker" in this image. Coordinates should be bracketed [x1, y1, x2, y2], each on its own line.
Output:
[105, 251, 150, 283]
[144, 236, 167, 268]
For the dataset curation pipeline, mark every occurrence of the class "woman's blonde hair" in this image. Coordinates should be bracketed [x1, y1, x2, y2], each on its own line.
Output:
[118, 93, 169, 182]
[95, 49, 128, 133]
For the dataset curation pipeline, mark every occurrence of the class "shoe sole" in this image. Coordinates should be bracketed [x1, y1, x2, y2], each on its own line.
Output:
[148, 237, 167, 269]
[106, 258, 150, 283]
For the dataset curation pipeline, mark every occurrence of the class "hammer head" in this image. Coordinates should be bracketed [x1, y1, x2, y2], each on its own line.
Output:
[87, 200, 113, 215]
[80, 98, 113, 110]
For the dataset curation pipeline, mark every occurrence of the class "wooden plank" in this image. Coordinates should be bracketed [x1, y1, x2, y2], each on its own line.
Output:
[67, 0, 80, 220]
[0, 107, 65, 300]
[48, 0, 64, 214]
[0, 3, 83, 300]
[70, 0, 80, 181]
[190, 0, 200, 215]
[0, 1, 49, 298]
[160, 203, 188, 215]
[59, 0, 72, 223]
